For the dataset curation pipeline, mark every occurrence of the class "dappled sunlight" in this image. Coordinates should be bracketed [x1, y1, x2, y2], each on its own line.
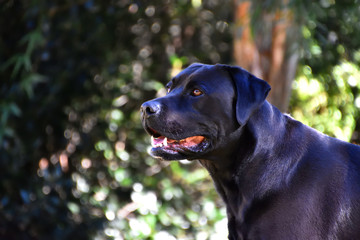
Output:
[292, 62, 360, 141]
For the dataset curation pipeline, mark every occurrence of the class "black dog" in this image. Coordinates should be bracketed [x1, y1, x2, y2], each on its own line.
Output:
[140, 63, 360, 240]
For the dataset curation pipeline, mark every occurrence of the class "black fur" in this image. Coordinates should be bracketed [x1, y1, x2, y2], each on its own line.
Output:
[141, 63, 360, 240]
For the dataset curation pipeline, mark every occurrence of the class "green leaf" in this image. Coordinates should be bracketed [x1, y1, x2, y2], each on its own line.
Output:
[20, 29, 45, 55]
[9, 103, 22, 117]
[0, 54, 21, 72]
[20, 73, 47, 98]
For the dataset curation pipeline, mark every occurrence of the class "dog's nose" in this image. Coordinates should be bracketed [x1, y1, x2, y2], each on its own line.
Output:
[141, 100, 162, 118]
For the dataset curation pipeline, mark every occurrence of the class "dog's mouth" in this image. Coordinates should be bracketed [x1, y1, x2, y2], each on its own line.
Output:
[147, 127, 210, 158]
[151, 135, 206, 150]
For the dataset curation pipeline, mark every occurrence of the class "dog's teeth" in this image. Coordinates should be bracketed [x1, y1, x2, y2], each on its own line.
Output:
[151, 136, 155, 147]
[164, 137, 168, 146]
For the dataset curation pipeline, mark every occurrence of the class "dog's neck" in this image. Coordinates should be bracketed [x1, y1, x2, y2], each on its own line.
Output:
[199, 101, 303, 222]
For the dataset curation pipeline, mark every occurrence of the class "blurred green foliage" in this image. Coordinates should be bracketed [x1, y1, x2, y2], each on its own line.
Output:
[1, 0, 360, 240]
[0, 0, 232, 239]
[292, 62, 360, 141]
[290, 0, 360, 143]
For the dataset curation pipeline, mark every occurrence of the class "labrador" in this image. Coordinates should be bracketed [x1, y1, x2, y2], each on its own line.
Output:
[140, 63, 360, 240]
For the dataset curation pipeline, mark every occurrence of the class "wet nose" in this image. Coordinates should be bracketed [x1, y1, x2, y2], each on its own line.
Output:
[141, 100, 162, 118]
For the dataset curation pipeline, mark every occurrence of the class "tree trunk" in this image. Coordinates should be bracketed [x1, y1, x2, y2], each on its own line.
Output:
[233, 0, 299, 112]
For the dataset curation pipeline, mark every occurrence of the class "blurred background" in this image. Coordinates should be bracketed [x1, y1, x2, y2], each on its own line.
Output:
[1, 0, 360, 239]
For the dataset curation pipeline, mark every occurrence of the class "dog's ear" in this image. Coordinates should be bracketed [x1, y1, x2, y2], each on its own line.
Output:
[218, 64, 271, 125]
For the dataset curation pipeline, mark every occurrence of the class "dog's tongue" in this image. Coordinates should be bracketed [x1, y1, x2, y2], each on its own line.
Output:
[183, 136, 204, 146]
[152, 136, 166, 146]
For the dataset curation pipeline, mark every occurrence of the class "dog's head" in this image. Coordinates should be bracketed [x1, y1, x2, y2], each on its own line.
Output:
[140, 63, 270, 161]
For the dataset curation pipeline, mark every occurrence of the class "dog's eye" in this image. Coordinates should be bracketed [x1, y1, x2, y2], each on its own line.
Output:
[165, 83, 172, 93]
[191, 89, 203, 96]
[166, 86, 172, 93]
